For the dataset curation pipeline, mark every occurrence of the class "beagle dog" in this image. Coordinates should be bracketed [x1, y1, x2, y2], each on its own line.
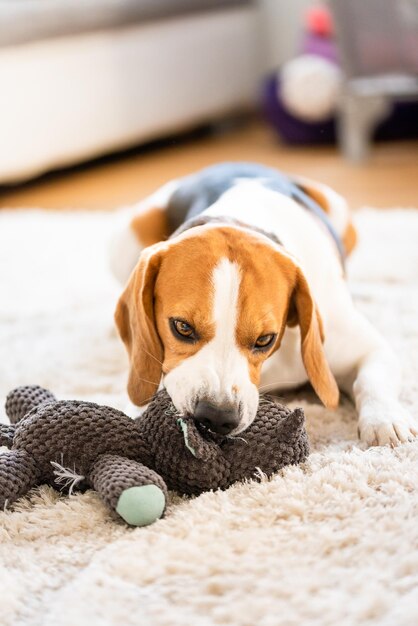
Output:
[110, 162, 417, 446]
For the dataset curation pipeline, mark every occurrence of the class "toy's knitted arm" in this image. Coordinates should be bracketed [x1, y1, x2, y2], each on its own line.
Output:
[5, 385, 56, 424]
[0, 450, 40, 509]
[0, 423, 16, 448]
[88, 454, 168, 527]
[1, 385, 55, 448]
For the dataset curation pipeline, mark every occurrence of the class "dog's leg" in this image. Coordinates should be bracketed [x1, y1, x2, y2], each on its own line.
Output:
[336, 310, 417, 446]
[354, 345, 417, 446]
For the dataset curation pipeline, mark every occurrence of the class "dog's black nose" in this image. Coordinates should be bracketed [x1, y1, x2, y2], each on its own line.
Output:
[193, 400, 240, 435]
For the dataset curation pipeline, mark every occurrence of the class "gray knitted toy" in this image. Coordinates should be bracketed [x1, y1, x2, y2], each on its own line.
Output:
[0, 385, 309, 526]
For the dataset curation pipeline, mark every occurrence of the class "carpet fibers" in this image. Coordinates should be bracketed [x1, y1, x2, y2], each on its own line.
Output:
[1, 208, 418, 626]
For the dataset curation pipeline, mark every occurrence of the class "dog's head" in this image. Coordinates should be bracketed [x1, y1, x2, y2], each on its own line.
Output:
[115, 225, 338, 434]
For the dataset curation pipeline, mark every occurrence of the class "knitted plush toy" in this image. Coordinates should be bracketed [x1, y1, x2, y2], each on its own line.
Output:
[0, 386, 309, 526]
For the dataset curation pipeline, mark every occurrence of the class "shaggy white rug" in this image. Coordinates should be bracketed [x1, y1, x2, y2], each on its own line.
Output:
[1, 208, 418, 626]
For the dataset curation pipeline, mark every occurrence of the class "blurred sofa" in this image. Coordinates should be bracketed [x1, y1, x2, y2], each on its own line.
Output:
[0, 0, 261, 183]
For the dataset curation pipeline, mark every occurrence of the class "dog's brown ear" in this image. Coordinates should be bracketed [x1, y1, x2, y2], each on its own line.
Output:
[289, 268, 339, 409]
[114, 247, 164, 406]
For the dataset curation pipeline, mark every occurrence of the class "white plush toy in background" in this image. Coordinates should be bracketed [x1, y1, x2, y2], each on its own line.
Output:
[280, 54, 342, 122]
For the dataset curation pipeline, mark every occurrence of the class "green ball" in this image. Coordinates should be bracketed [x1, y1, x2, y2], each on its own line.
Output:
[116, 485, 166, 526]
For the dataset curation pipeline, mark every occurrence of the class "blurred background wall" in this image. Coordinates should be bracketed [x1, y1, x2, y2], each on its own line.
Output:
[0, 0, 417, 188]
[260, 0, 314, 69]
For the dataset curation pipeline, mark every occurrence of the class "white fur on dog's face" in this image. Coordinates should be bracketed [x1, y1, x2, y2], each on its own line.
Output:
[115, 224, 338, 431]
[163, 258, 259, 433]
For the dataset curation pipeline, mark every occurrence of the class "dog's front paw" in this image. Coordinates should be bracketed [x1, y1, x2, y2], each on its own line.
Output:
[358, 408, 418, 447]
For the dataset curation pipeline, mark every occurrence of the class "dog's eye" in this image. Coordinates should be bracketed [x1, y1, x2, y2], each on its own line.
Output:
[170, 318, 196, 341]
[254, 333, 276, 350]
[174, 320, 193, 337]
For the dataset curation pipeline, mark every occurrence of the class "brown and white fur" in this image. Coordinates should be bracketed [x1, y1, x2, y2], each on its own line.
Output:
[110, 169, 417, 446]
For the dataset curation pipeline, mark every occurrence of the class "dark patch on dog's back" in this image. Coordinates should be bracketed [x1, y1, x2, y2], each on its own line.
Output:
[167, 162, 345, 263]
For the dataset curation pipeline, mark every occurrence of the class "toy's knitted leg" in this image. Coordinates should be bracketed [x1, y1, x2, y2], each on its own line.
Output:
[5, 385, 56, 424]
[0, 424, 16, 448]
[0, 450, 40, 509]
[89, 454, 168, 527]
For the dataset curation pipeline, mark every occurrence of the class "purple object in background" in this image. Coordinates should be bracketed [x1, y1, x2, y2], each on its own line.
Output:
[261, 74, 336, 145]
[261, 73, 418, 145]
[302, 31, 338, 63]
[260, 15, 338, 145]
[261, 3, 418, 147]
[375, 101, 418, 141]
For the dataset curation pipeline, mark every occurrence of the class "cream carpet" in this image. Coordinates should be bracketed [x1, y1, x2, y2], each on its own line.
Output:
[1, 208, 418, 626]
